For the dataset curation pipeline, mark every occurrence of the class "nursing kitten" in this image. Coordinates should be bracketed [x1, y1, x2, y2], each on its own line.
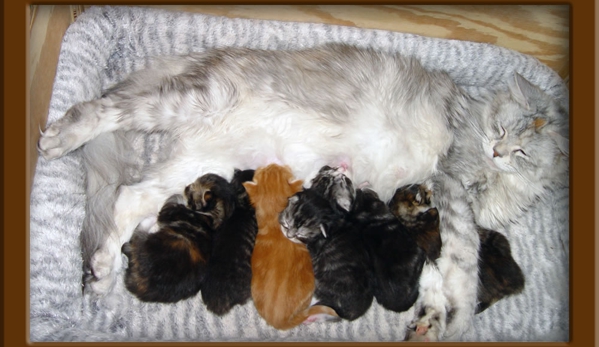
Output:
[243, 164, 338, 330]
[38, 44, 568, 340]
[476, 228, 525, 314]
[280, 166, 373, 321]
[201, 169, 259, 316]
[352, 188, 427, 314]
[121, 194, 212, 302]
[388, 184, 441, 262]
[121, 173, 235, 303]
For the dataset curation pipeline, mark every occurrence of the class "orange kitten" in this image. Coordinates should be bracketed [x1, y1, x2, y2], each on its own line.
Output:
[243, 164, 338, 330]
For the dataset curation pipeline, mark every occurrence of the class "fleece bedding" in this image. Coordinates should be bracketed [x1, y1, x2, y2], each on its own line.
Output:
[29, 5, 570, 342]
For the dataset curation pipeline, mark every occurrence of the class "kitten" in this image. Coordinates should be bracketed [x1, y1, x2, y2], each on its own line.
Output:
[243, 164, 338, 330]
[38, 44, 568, 340]
[121, 173, 234, 303]
[388, 184, 441, 262]
[280, 166, 373, 321]
[201, 169, 259, 316]
[476, 227, 525, 313]
[351, 188, 427, 314]
[121, 196, 214, 303]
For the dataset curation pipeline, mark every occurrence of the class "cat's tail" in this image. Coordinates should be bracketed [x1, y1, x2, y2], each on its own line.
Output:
[278, 304, 340, 330]
[80, 130, 141, 292]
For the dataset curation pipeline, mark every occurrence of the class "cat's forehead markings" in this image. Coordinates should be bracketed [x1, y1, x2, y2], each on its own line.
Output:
[533, 117, 547, 129]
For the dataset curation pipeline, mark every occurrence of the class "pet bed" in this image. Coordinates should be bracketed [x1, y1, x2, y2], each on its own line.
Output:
[29, 5, 569, 342]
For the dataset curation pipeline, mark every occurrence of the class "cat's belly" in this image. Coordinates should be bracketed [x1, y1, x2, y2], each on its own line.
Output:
[190, 98, 452, 201]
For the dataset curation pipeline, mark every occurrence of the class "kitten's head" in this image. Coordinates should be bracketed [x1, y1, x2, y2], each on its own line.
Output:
[388, 184, 433, 222]
[280, 190, 343, 243]
[184, 173, 236, 228]
[351, 188, 390, 222]
[242, 164, 304, 213]
[310, 165, 356, 212]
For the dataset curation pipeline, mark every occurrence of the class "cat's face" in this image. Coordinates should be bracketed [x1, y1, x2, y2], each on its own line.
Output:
[388, 184, 432, 221]
[479, 73, 568, 179]
[309, 165, 355, 212]
[184, 173, 235, 228]
[280, 192, 331, 243]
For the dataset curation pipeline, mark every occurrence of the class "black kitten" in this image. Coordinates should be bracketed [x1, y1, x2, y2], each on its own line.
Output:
[201, 169, 259, 316]
[121, 173, 235, 303]
[476, 228, 525, 313]
[352, 188, 427, 313]
[280, 166, 373, 321]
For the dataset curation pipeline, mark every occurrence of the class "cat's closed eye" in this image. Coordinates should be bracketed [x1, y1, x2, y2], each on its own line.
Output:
[512, 148, 527, 157]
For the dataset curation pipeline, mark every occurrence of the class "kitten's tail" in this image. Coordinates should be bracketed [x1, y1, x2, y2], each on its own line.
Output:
[80, 131, 141, 292]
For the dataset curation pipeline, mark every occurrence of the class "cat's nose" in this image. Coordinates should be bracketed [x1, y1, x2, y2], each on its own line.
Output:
[493, 149, 500, 158]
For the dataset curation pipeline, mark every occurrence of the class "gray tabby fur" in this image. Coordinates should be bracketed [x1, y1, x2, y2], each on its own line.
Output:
[30, 5, 569, 342]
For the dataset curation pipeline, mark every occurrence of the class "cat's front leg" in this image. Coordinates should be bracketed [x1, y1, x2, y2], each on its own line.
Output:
[405, 263, 448, 342]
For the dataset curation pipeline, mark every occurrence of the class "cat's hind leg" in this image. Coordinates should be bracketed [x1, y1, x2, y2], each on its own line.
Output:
[87, 176, 187, 295]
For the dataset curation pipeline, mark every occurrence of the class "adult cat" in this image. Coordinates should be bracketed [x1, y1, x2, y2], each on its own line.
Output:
[37, 43, 568, 339]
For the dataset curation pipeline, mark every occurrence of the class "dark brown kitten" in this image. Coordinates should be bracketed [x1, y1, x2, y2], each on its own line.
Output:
[476, 228, 525, 313]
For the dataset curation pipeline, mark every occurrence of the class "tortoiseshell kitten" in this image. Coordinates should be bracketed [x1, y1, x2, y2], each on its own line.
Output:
[280, 166, 373, 321]
[121, 173, 235, 303]
[351, 188, 426, 313]
[476, 228, 525, 313]
[388, 184, 441, 262]
[201, 169, 259, 316]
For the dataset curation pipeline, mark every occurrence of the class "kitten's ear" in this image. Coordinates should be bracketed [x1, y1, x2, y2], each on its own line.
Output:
[508, 72, 544, 109]
[319, 224, 328, 238]
[548, 130, 569, 157]
[289, 179, 304, 192]
[242, 181, 257, 194]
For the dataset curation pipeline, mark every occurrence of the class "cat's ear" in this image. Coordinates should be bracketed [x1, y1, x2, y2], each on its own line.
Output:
[242, 181, 257, 194]
[508, 72, 544, 110]
[548, 130, 569, 157]
[319, 224, 328, 238]
[289, 179, 304, 192]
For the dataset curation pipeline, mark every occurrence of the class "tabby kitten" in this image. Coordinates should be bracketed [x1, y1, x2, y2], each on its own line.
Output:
[201, 169, 259, 316]
[121, 173, 234, 303]
[351, 188, 426, 313]
[280, 166, 373, 321]
[243, 164, 338, 330]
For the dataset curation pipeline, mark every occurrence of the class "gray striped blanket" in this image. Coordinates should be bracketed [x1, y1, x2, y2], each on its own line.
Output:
[29, 5, 569, 342]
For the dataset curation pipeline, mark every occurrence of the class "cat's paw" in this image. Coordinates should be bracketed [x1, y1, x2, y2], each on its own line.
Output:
[405, 307, 444, 342]
[87, 244, 122, 295]
[389, 184, 434, 220]
[38, 101, 102, 160]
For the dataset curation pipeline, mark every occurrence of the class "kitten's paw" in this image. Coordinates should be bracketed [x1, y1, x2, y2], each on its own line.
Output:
[303, 313, 341, 324]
